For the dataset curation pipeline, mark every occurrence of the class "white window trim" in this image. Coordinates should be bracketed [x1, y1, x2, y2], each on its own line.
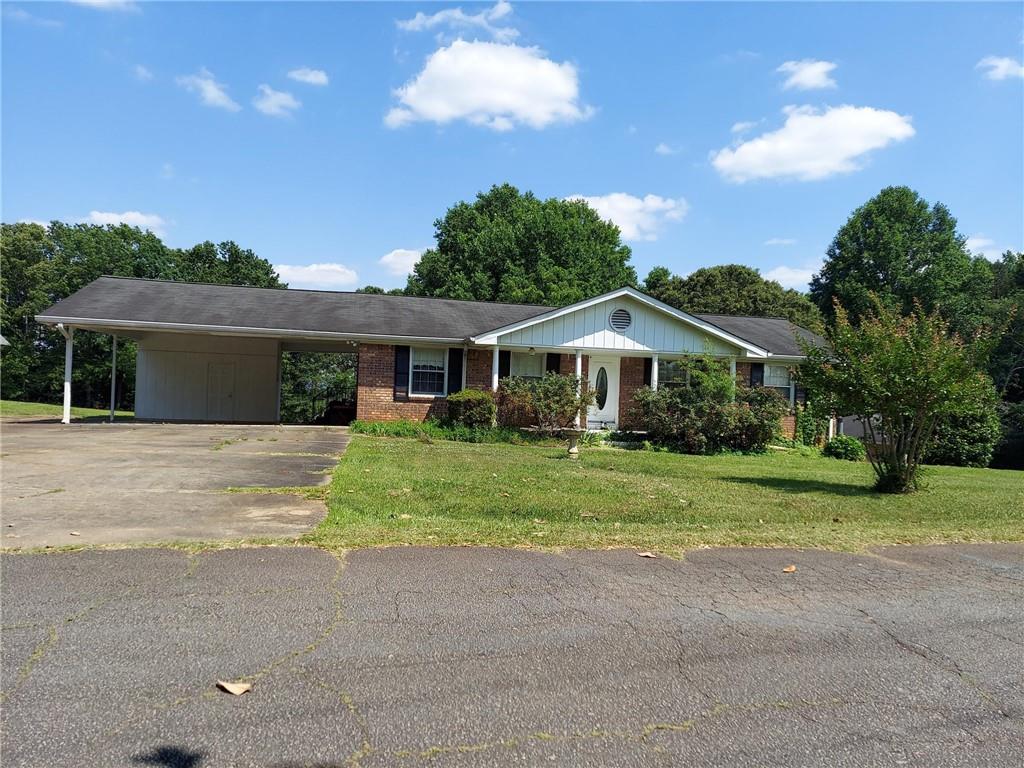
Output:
[409, 346, 449, 398]
[765, 364, 795, 406]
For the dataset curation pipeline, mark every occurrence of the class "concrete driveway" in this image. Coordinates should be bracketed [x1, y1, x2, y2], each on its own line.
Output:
[0, 422, 348, 548]
[1, 544, 1021, 767]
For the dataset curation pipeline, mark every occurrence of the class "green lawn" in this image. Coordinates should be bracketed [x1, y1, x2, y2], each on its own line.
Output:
[306, 435, 1024, 553]
[0, 399, 134, 420]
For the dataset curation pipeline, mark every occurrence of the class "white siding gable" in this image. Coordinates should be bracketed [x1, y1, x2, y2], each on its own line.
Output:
[496, 296, 738, 355]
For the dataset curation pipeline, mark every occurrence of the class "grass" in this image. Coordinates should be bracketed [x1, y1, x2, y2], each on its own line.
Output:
[305, 435, 1024, 553]
[1, 399, 133, 421]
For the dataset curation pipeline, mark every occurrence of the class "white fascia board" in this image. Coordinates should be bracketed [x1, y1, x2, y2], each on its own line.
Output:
[34, 315, 463, 345]
[470, 286, 769, 356]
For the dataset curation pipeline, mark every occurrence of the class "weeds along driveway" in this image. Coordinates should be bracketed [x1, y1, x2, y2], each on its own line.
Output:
[0, 422, 349, 548]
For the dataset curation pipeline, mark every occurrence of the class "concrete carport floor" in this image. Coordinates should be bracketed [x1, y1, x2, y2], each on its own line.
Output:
[0, 422, 349, 549]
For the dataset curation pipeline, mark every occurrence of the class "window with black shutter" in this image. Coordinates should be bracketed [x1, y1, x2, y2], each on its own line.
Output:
[498, 350, 511, 379]
[545, 353, 561, 374]
[749, 362, 764, 387]
[394, 346, 410, 400]
[447, 348, 464, 394]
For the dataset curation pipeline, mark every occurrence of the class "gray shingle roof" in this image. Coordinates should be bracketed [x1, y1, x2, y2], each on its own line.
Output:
[37, 277, 552, 341]
[696, 314, 824, 357]
[37, 276, 823, 355]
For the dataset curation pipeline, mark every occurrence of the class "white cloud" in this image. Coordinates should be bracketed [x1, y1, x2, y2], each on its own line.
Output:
[764, 238, 797, 246]
[731, 120, 758, 134]
[134, 64, 153, 82]
[4, 8, 63, 28]
[976, 56, 1024, 81]
[711, 105, 915, 183]
[397, 0, 518, 43]
[654, 142, 680, 156]
[965, 235, 1006, 261]
[81, 211, 168, 236]
[567, 193, 688, 242]
[69, 0, 138, 11]
[776, 59, 838, 90]
[18, 219, 49, 227]
[385, 40, 592, 131]
[252, 85, 301, 117]
[176, 68, 241, 112]
[764, 262, 821, 290]
[274, 263, 359, 290]
[287, 67, 329, 86]
[379, 248, 424, 276]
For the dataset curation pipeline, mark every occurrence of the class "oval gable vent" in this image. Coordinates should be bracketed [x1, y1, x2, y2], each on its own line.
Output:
[609, 308, 632, 332]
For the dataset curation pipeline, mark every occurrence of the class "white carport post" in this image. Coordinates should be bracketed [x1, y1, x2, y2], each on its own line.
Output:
[574, 350, 583, 427]
[729, 357, 737, 400]
[57, 324, 74, 425]
[109, 334, 118, 422]
[651, 353, 659, 391]
[491, 346, 500, 391]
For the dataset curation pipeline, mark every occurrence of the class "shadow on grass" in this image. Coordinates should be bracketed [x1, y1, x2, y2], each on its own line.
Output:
[723, 476, 875, 497]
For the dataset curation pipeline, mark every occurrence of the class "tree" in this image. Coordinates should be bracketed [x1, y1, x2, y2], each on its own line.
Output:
[799, 299, 995, 493]
[406, 184, 636, 305]
[1, 222, 282, 409]
[987, 250, 1024, 401]
[809, 186, 994, 336]
[641, 264, 823, 332]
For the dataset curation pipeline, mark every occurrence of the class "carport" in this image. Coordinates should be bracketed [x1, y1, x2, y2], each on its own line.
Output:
[37, 278, 364, 425]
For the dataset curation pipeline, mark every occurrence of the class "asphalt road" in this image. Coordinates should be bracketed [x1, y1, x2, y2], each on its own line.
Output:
[1, 544, 1021, 767]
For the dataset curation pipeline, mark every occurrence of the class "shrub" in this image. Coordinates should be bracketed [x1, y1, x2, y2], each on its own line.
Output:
[823, 435, 866, 461]
[923, 386, 1002, 468]
[446, 389, 496, 427]
[794, 400, 830, 446]
[631, 374, 787, 455]
[349, 419, 562, 445]
[497, 373, 594, 432]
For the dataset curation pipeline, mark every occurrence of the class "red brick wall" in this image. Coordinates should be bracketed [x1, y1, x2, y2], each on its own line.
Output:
[618, 357, 648, 430]
[355, 343, 447, 422]
[558, 354, 589, 379]
[735, 361, 752, 387]
[780, 414, 797, 440]
[466, 349, 492, 390]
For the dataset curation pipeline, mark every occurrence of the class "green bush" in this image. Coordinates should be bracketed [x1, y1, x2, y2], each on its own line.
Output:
[923, 386, 1002, 468]
[630, 358, 788, 454]
[794, 400, 830, 446]
[823, 435, 866, 461]
[446, 388, 496, 427]
[497, 373, 594, 431]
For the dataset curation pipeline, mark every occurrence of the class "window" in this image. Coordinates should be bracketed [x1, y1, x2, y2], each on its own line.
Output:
[765, 364, 792, 401]
[410, 347, 447, 396]
[657, 359, 689, 387]
[510, 351, 544, 380]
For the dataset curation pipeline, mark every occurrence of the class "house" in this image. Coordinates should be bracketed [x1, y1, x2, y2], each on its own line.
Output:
[37, 277, 824, 433]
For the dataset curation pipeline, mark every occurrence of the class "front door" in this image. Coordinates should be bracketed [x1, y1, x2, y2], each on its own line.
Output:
[206, 361, 236, 422]
[587, 357, 619, 429]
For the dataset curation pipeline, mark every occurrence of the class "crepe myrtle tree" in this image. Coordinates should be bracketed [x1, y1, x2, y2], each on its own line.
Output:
[799, 298, 996, 493]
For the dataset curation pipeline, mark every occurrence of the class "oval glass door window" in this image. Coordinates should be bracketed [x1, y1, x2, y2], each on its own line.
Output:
[595, 367, 608, 409]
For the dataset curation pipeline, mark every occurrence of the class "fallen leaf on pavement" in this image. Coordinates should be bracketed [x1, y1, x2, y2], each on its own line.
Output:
[69, 531, 81, 536]
[782, 565, 797, 573]
[217, 680, 252, 696]
[637, 551, 657, 558]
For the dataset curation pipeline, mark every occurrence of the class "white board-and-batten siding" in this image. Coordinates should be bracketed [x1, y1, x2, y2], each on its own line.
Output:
[496, 297, 737, 356]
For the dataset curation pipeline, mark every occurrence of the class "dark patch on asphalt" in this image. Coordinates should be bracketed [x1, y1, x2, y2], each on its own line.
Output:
[1, 544, 1021, 767]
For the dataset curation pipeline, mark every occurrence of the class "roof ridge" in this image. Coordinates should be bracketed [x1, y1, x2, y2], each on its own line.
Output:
[94, 276, 554, 310]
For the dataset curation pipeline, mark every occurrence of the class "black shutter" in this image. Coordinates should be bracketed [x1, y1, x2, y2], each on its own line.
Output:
[447, 348, 464, 394]
[545, 353, 560, 374]
[394, 345, 410, 400]
[643, 357, 653, 387]
[750, 362, 764, 387]
[498, 350, 511, 379]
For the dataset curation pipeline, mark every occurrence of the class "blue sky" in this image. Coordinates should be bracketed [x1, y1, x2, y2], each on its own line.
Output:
[3, 1, 1022, 291]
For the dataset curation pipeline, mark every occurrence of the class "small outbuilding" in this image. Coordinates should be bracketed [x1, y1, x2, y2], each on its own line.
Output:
[37, 277, 824, 432]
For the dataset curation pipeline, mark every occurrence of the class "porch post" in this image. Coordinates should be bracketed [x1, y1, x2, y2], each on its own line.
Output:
[574, 350, 583, 427]
[109, 334, 118, 422]
[58, 324, 74, 425]
[462, 345, 468, 391]
[729, 357, 737, 401]
[651, 353, 659, 391]
[491, 346, 500, 391]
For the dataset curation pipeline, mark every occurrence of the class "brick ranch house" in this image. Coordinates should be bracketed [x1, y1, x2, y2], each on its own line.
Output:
[38, 277, 825, 435]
